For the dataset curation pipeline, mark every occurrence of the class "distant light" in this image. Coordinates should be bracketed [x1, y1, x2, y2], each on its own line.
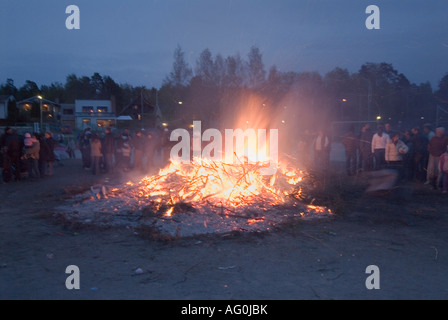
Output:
[37, 95, 43, 100]
[189, 124, 194, 129]
[342, 98, 347, 102]
[281, 120, 285, 124]
[376, 116, 382, 120]
[421, 116, 425, 120]
[178, 101, 183, 105]
[246, 120, 249, 124]
[162, 122, 168, 127]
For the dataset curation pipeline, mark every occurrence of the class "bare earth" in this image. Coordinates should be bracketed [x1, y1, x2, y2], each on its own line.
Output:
[1, 158, 448, 300]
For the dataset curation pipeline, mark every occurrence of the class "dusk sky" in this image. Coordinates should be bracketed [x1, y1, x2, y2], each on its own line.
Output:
[0, 0, 447, 90]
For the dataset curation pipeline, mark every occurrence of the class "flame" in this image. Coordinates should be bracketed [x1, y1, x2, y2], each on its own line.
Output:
[165, 207, 174, 217]
[106, 95, 330, 219]
[129, 151, 328, 217]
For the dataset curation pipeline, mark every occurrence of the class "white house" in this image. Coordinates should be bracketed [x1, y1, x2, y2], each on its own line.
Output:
[0, 95, 15, 120]
[75, 99, 116, 130]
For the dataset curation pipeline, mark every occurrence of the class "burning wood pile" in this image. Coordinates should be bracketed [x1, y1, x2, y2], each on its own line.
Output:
[55, 155, 332, 238]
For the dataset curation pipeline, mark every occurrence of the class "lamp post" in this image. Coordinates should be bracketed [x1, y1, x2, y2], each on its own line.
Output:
[37, 95, 43, 133]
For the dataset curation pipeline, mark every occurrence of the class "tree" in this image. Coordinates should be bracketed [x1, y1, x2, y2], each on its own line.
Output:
[0, 79, 18, 97]
[247, 46, 266, 89]
[324, 67, 355, 121]
[90, 72, 104, 98]
[18, 80, 40, 100]
[65, 74, 95, 102]
[164, 45, 193, 88]
[357, 62, 409, 122]
[195, 48, 214, 86]
[7, 99, 19, 124]
[213, 54, 225, 88]
[40, 82, 65, 103]
[435, 73, 448, 104]
[223, 54, 245, 88]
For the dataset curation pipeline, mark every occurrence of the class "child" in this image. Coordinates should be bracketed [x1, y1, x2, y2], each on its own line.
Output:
[439, 145, 448, 194]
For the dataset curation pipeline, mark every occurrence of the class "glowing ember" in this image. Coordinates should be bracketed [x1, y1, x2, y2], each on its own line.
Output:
[129, 154, 328, 217]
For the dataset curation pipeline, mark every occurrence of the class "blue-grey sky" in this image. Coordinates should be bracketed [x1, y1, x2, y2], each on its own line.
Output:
[0, 0, 447, 89]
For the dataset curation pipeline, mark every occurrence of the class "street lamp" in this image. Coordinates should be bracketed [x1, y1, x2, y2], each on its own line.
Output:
[37, 95, 43, 133]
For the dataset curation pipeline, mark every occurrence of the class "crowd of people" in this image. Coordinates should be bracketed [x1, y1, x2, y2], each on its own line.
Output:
[0, 125, 174, 184]
[340, 123, 448, 192]
[76, 127, 170, 177]
[0, 127, 57, 182]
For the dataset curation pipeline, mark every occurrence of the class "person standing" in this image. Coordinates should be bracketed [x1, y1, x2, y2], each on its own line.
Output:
[371, 124, 391, 170]
[101, 127, 115, 174]
[116, 132, 131, 172]
[23, 133, 40, 180]
[359, 123, 373, 172]
[426, 127, 448, 189]
[37, 133, 50, 178]
[1, 127, 13, 183]
[5, 128, 22, 182]
[44, 132, 56, 176]
[385, 132, 409, 181]
[423, 123, 435, 141]
[439, 146, 448, 194]
[131, 130, 145, 173]
[342, 126, 358, 176]
[90, 133, 103, 175]
[145, 131, 159, 175]
[313, 129, 331, 171]
[79, 128, 92, 169]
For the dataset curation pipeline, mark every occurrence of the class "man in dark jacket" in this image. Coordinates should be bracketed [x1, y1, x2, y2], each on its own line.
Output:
[342, 126, 359, 176]
[1, 127, 14, 182]
[79, 128, 91, 169]
[45, 132, 56, 176]
[101, 127, 115, 174]
[37, 134, 51, 178]
[131, 130, 145, 172]
[5, 129, 23, 182]
[359, 123, 373, 172]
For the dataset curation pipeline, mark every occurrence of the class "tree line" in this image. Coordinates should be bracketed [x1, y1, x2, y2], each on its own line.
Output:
[1, 45, 448, 131]
[160, 45, 448, 132]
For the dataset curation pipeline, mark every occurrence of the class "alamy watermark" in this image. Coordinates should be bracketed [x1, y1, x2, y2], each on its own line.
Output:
[169, 121, 279, 175]
[64, 5, 380, 31]
[365, 265, 380, 290]
[65, 265, 80, 290]
[65, 5, 80, 30]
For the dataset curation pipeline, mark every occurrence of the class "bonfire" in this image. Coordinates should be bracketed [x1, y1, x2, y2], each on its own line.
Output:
[57, 95, 332, 237]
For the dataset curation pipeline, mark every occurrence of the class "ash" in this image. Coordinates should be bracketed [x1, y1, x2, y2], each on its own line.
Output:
[55, 183, 332, 238]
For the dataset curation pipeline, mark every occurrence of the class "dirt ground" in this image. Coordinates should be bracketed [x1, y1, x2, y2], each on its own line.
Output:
[1, 158, 448, 301]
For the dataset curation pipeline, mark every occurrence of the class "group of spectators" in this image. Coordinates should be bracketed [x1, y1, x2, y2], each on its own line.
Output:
[77, 127, 170, 176]
[341, 123, 448, 192]
[0, 127, 56, 183]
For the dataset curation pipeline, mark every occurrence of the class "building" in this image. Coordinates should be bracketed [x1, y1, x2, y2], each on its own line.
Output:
[60, 103, 75, 133]
[16, 96, 60, 132]
[0, 95, 16, 120]
[75, 99, 116, 130]
[118, 90, 161, 129]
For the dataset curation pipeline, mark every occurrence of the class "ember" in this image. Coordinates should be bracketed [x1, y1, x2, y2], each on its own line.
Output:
[56, 153, 332, 238]
[136, 156, 310, 211]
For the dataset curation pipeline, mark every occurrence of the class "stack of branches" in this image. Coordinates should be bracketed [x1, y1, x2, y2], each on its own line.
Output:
[131, 157, 316, 215]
